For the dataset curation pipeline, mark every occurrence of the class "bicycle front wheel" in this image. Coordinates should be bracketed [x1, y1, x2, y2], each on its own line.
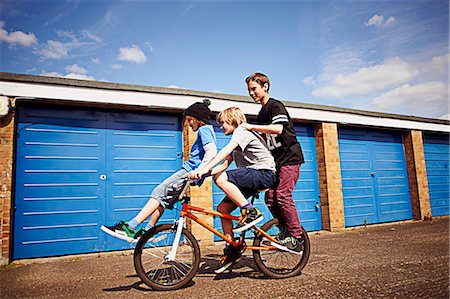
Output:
[133, 223, 200, 291]
[252, 218, 310, 279]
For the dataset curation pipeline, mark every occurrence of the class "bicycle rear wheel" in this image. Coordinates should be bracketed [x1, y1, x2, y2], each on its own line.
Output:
[133, 223, 200, 291]
[252, 218, 310, 279]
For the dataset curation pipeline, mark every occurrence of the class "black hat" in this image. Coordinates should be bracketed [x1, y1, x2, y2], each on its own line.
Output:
[184, 99, 211, 124]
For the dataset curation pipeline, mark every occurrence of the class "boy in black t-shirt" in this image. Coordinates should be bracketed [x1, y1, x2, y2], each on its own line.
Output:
[241, 72, 305, 252]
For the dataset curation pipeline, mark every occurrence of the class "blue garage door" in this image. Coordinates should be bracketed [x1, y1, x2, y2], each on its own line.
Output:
[14, 104, 182, 259]
[423, 133, 449, 216]
[339, 127, 412, 227]
[212, 122, 321, 240]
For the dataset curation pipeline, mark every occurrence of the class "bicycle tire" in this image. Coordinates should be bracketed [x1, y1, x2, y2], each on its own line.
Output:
[252, 218, 310, 279]
[134, 223, 201, 291]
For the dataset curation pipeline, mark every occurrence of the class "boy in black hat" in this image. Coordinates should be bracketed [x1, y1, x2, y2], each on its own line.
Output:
[102, 99, 217, 242]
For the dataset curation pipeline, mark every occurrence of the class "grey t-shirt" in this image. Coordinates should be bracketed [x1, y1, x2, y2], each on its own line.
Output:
[230, 126, 276, 171]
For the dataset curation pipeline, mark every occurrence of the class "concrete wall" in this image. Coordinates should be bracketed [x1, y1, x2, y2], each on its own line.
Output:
[0, 98, 15, 265]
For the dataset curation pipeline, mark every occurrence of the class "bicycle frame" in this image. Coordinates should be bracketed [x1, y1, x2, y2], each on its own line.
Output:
[166, 198, 279, 261]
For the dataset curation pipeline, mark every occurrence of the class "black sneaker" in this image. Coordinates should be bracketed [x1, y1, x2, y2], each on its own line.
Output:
[233, 207, 263, 233]
[101, 221, 136, 242]
[133, 227, 147, 241]
[214, 245, 241, 274]
[272, 235, 304, 253]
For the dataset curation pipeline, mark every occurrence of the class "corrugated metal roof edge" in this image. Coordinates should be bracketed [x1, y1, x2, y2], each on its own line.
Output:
[1, 72, 448, 125]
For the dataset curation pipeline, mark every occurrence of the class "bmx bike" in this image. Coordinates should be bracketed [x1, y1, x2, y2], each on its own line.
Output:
[133, 180, 310, 291]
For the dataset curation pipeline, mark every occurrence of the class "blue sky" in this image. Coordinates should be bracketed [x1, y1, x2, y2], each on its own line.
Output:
[1, 0, 448, 119]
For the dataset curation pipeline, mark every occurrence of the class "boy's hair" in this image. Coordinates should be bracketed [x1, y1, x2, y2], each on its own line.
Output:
[216, 107, 247, 127]
[245, 72, 270, 92]
[185, 115, 206, 126]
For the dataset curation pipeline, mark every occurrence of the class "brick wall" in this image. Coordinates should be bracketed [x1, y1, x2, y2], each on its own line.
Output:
[0, 100, 14, 265]
[403, 130, 432, 220]
[183, 123, 214, 247]
[315, 123, 345, 231]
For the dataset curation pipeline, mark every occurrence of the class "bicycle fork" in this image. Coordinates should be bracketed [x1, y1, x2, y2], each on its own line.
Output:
[165, 216, 185, 262]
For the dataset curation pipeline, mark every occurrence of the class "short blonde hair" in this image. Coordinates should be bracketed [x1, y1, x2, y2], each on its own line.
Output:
[216, 107, 247, 127]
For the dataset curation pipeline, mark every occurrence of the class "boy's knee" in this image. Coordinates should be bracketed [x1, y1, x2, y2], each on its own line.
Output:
[217, 201, 233, 213]
[214, 173, 227, 185]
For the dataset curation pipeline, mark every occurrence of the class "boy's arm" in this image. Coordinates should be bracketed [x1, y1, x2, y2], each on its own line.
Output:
[240, 123, 283, 135]
[193, 141, 238, 179]
[210, 155, 232, 175]
[197, 142, 217, 170]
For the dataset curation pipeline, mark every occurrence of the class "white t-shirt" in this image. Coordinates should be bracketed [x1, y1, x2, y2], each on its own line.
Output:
[230, 126, 276, 171]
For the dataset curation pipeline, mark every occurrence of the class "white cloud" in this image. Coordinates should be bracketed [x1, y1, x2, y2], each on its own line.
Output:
[65, 64, 88, 75]
[303, 76, 315, 86]
[167, 85, 187, 89]
[56, 29, 78, 42]
[365, 14, 396, 28]
[419, 53, 448, 79]
[41, 63, 95, 81]
[312, 57, 418, 98]
[111, 64, 122, 70]
[370, 81, 448, 116]
[35, 29, 104, 60]
[64, 73, 95, 80]
[145, 41, 154, 52]
[91, 57, 100, 64]
[82, 29, 103, 42]
[118, 45, 147, 63]
[440, 113, 450, 120]
[41, 71, 63, 77]
[41, 71, 95, 81]
[0, 20, 38, 47]
[38, 40, 69, 59]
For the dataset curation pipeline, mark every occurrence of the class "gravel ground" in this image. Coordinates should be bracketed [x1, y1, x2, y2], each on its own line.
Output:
[1, 217, 448, 299]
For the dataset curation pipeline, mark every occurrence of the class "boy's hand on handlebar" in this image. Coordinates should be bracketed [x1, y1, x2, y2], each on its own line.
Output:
[191, 169, 210, 180]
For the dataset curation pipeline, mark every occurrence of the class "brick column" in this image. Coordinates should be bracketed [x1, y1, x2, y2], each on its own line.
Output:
[0, 98, 14, 265]
[403, 130, 431, 220]
[182, 123, 214, 247]
[315, 123, 345, 231]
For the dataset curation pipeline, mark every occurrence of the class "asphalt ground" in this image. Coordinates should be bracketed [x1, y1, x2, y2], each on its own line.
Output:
[1, 217, 448, 299]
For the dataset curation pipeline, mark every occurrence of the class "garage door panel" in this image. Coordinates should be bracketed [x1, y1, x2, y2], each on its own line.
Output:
[342, 178, 372, 188]
[339, 127, 411, 226]
[343, 185, 374, 197]
[423, 132, 450, 216]
[14, 105, 182, 258]
[341, 161, 371, 171]
[106, 111, 182, 243]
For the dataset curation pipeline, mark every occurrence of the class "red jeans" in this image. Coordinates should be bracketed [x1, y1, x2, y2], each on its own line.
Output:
[266, 164, 302, 238]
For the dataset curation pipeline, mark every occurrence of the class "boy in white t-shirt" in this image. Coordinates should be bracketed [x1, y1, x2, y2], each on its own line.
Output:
[192, 107, 276, 273]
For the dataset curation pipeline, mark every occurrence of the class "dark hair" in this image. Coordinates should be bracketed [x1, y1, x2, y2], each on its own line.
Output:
[245, 72, 270, 92]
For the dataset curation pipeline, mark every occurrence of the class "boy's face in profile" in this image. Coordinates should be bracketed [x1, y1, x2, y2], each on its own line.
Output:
[219, 119, 235, 136]
[186, 117, 200, 132]
[247, 81, 268, 104]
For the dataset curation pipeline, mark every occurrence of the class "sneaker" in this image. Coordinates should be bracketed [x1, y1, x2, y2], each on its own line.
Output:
[132, 227, 147, 241]
[214, 245, 241, 274]
[233, 207, 263, 233]
[272, 235, 304, 253]
[101, 221, 136, 242]
[275, 225, 288, 241]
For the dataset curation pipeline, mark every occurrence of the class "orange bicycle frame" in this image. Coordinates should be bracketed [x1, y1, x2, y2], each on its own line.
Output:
[180, 202, 277, 251]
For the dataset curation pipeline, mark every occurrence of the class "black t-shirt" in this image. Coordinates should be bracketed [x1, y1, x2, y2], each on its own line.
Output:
[256, 98, 304, 168]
